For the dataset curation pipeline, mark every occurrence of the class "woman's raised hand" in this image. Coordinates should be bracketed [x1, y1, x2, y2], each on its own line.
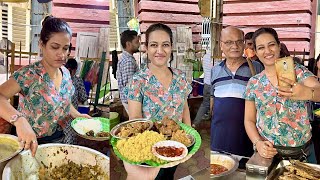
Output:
[278, 77, 311, 101]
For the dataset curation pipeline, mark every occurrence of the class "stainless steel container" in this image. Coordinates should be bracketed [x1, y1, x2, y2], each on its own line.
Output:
[210, 151, 239, 179]
[2, 143, 109, 180]
[246, 152, 274, 180]
[0, 134, 22, 179]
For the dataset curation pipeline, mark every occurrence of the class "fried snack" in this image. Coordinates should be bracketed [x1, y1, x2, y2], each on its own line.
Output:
[86, 130, 95, 137]
[118, 122, 150, 138]
[155, 117, 180, 136]
[171, 130, 192, 147]
[291, 160, 320, 180]
[96, 131, 109, 137]
[278, 160, 320, 180]
[116, 130, 166, 163]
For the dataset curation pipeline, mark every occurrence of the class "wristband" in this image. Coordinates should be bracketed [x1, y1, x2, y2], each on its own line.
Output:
[9, 114, 25, 125]
[253, 138, 261, 152]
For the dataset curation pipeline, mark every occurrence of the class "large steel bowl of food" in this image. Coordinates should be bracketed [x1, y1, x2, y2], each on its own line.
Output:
[2, 143, 109, 180]
[210, 151, 239, 179]
[0, 134, 23, 178]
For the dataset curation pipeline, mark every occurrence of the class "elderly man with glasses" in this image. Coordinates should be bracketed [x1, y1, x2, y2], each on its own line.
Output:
[210, 26, 264, 159]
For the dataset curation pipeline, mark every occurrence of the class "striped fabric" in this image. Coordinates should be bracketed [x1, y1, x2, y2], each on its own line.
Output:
[202, 52, 213, 85]
[210, 60, 264, 156]
[210, 60, 264, 99]
[116, 51, 139, 104]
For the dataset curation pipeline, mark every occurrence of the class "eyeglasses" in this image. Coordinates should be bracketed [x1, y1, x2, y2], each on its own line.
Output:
[221, 40, 244, 47]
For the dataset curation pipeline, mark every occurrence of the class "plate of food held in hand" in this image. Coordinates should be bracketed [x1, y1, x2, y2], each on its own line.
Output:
[71, 117, 110, 141]
[152, 140, 188, 161]
[111, 117, 201, 168]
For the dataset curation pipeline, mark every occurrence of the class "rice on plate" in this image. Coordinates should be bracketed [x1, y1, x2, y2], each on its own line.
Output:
[116, 130, 166, 163]
[73, 119, 102, 135]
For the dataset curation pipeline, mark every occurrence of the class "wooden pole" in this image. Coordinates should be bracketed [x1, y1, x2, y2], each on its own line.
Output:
[94, 52, 106, 113]
[19, 41, 22, 65]
[10, 43, 15, 75]
[10, 43, 15, 105]
[211, 0, 223, 63]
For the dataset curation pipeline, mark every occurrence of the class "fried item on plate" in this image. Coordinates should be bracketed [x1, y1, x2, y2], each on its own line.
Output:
[96, 131, 109, 137]
[118, 122, 150, 138]
[278, 160, 320, 180]
[155, 117, 180, 136]
[170, 130, 192, 147]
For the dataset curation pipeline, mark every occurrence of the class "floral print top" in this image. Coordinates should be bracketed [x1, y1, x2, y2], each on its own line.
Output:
[12, 61, 74, 138]
[128, 67, 192, 121]
[244, 63, 315, 147]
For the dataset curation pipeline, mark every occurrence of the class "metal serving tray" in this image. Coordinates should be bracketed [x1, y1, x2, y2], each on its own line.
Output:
[267, 160, 320, 180]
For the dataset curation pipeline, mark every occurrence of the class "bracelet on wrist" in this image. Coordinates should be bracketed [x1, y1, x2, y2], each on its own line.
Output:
[253, 138, 262, 152]
[9, 114, 26, 125]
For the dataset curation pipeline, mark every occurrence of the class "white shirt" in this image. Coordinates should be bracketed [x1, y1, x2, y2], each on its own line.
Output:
[203, 52, 213, 85]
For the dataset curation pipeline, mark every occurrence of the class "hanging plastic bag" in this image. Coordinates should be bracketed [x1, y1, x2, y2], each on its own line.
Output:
[85, 62, 99, 85]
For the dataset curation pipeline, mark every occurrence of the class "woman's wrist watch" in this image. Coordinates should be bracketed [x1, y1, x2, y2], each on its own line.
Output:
[9, 114, 25, 125]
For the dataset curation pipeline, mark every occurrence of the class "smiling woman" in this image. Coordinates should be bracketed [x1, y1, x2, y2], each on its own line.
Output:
[0, 16, 91, 157]
[125, 23, 192, 180]
[244, 27, 320, 163]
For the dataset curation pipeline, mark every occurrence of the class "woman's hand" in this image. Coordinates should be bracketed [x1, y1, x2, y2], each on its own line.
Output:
[75, 113, 91, 119]
[14, 117, 38, 157]
[70, 105, 91, 119]
[124, 162, 160, 180]
[277, 77, 311, 101]
[256, 140, 278, 159]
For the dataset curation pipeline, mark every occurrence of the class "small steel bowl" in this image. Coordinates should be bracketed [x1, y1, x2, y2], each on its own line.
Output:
[210, 151, 239, 178]
[110, 118, 153, 139]
[186, 134, 195, 148]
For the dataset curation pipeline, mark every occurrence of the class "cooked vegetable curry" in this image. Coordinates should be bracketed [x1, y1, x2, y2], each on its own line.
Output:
[39, 161, 108, 180]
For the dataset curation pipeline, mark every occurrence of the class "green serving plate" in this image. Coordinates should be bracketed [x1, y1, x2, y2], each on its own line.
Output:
[111, 121, 202, 167]
[71, 117, 110, 141]
[314, 108, 320, 117]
